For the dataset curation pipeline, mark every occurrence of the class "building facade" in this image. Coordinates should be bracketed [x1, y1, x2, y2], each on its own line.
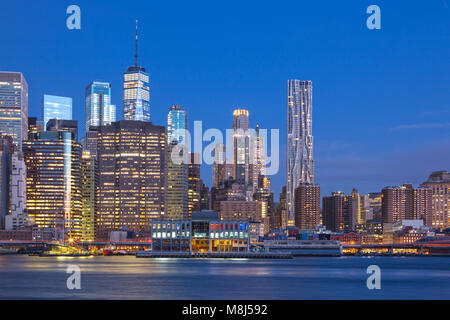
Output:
[23, 131, 82, 240]
[0, 72, 28, 151]
[212, 142, 232, 188]
[250, 124, 266, 192]
[188, 153, 202, 216]
[0, 136, 13, 229]
[85, 82, 115, 130]
[96, 120, 166, 240]
[42, 94, 72, 128]
[166, 142, 189, 220]
[421, 171, 450, 230]
[167, 105, 187, 145]
[287, 79, 314, 226]
[219, 200, 263, 223]
[382, 184, 432, 227]
[232, 109, 250, 187]
[294, 184, 320, 230]
[46, 119, 79, 142]
[322, 191, 354, 232]
[28, 117, 44, 139]
[6, 152, 28, 230]
[81, 151, 97, 241]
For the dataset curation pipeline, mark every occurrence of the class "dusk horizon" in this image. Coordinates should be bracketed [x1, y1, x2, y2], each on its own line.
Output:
[0, 0, 449, 306]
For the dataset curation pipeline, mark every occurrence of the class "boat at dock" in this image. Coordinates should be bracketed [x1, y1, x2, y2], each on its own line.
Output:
[263, 240, 343, 257]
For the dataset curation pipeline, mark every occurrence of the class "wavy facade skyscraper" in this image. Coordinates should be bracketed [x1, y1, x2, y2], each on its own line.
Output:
[286, 79, 314, 226]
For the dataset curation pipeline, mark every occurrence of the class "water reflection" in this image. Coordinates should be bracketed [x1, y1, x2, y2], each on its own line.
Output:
[0, 255, 448, 299]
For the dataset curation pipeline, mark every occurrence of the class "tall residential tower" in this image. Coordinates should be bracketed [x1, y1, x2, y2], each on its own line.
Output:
[232, 109, 250, 186]
[286, 79, 314, 226]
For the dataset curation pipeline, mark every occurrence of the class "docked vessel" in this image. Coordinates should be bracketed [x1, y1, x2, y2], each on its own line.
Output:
[263, 240, 343, 257]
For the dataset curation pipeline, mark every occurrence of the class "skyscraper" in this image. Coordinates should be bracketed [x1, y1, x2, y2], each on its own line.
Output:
[166, 105, 189, 219]
[81, 151, 97, 241]
[23, 130, 82, 240]
[0, 72, 28, 151]
[166, 142, 189, 220]
[46, 119, 79, 142]
[287, 79, 314, 226]
[322, 191, 354, 232]
[96, 120, 166, 240]
[200, 182, 210, 210]
[272, 186, 287, 230]
[188, 153, 202, 216]
[294, 184, 320, 230]
[27, 117, 44, 139]
[85, 82, 115, 130]
[213, 142, 232, 188]
[6, 152, 28, 230]
[167, 105, 187, 145]
[253, 175, 274, 233]
[42, 94, 72, 128]
[0, 135, 13, 229]
[123, 21, 150, 122]
[250, 124, 266, 192]
[232, 109, 250, 186]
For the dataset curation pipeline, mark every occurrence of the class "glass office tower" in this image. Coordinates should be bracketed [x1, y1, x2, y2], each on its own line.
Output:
[123, 21, 150, 121]
[166, 105, 189, 219]
[232, 109, 250, 186]
[42, 94, 72, 129]
[85, 82, 115, 130]
[0, 72, 28, 151]
[23, 131, 82, 240]
[167, 104, 187, 145]
[123, 67, 150, 121]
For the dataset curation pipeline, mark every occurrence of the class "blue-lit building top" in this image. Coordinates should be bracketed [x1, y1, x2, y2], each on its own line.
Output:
[167, 104, 187, 145]
[85, 82, 115, 131]
[42, 94, 72, 129]
[123, 66, 150, 122]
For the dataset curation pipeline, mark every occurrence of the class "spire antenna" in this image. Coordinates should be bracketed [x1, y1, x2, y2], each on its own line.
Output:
[135, 19, 139, 67]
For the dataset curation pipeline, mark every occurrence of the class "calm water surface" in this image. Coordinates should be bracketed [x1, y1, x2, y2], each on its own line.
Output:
[0, 255, 448, 299]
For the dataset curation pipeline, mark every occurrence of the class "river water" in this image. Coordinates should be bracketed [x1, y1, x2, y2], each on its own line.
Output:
[0, 255, 448, 299]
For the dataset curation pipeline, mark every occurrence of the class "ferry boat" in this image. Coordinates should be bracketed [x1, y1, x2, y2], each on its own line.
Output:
[263, 240, 343, 257]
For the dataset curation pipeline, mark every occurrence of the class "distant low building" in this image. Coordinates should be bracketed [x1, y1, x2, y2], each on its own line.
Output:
[330, 232, 362, 245]
[421, 171, 450, 230]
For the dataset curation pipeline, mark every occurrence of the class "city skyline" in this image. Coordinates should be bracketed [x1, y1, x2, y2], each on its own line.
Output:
[1, 1, 449, 198]
[0, 2, 449, 303]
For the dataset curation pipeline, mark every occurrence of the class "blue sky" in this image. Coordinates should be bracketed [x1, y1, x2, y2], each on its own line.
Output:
[1, 0, 449, 199]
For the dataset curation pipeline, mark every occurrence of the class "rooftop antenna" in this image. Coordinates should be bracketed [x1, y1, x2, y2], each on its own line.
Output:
[135, 19, 139, 67]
